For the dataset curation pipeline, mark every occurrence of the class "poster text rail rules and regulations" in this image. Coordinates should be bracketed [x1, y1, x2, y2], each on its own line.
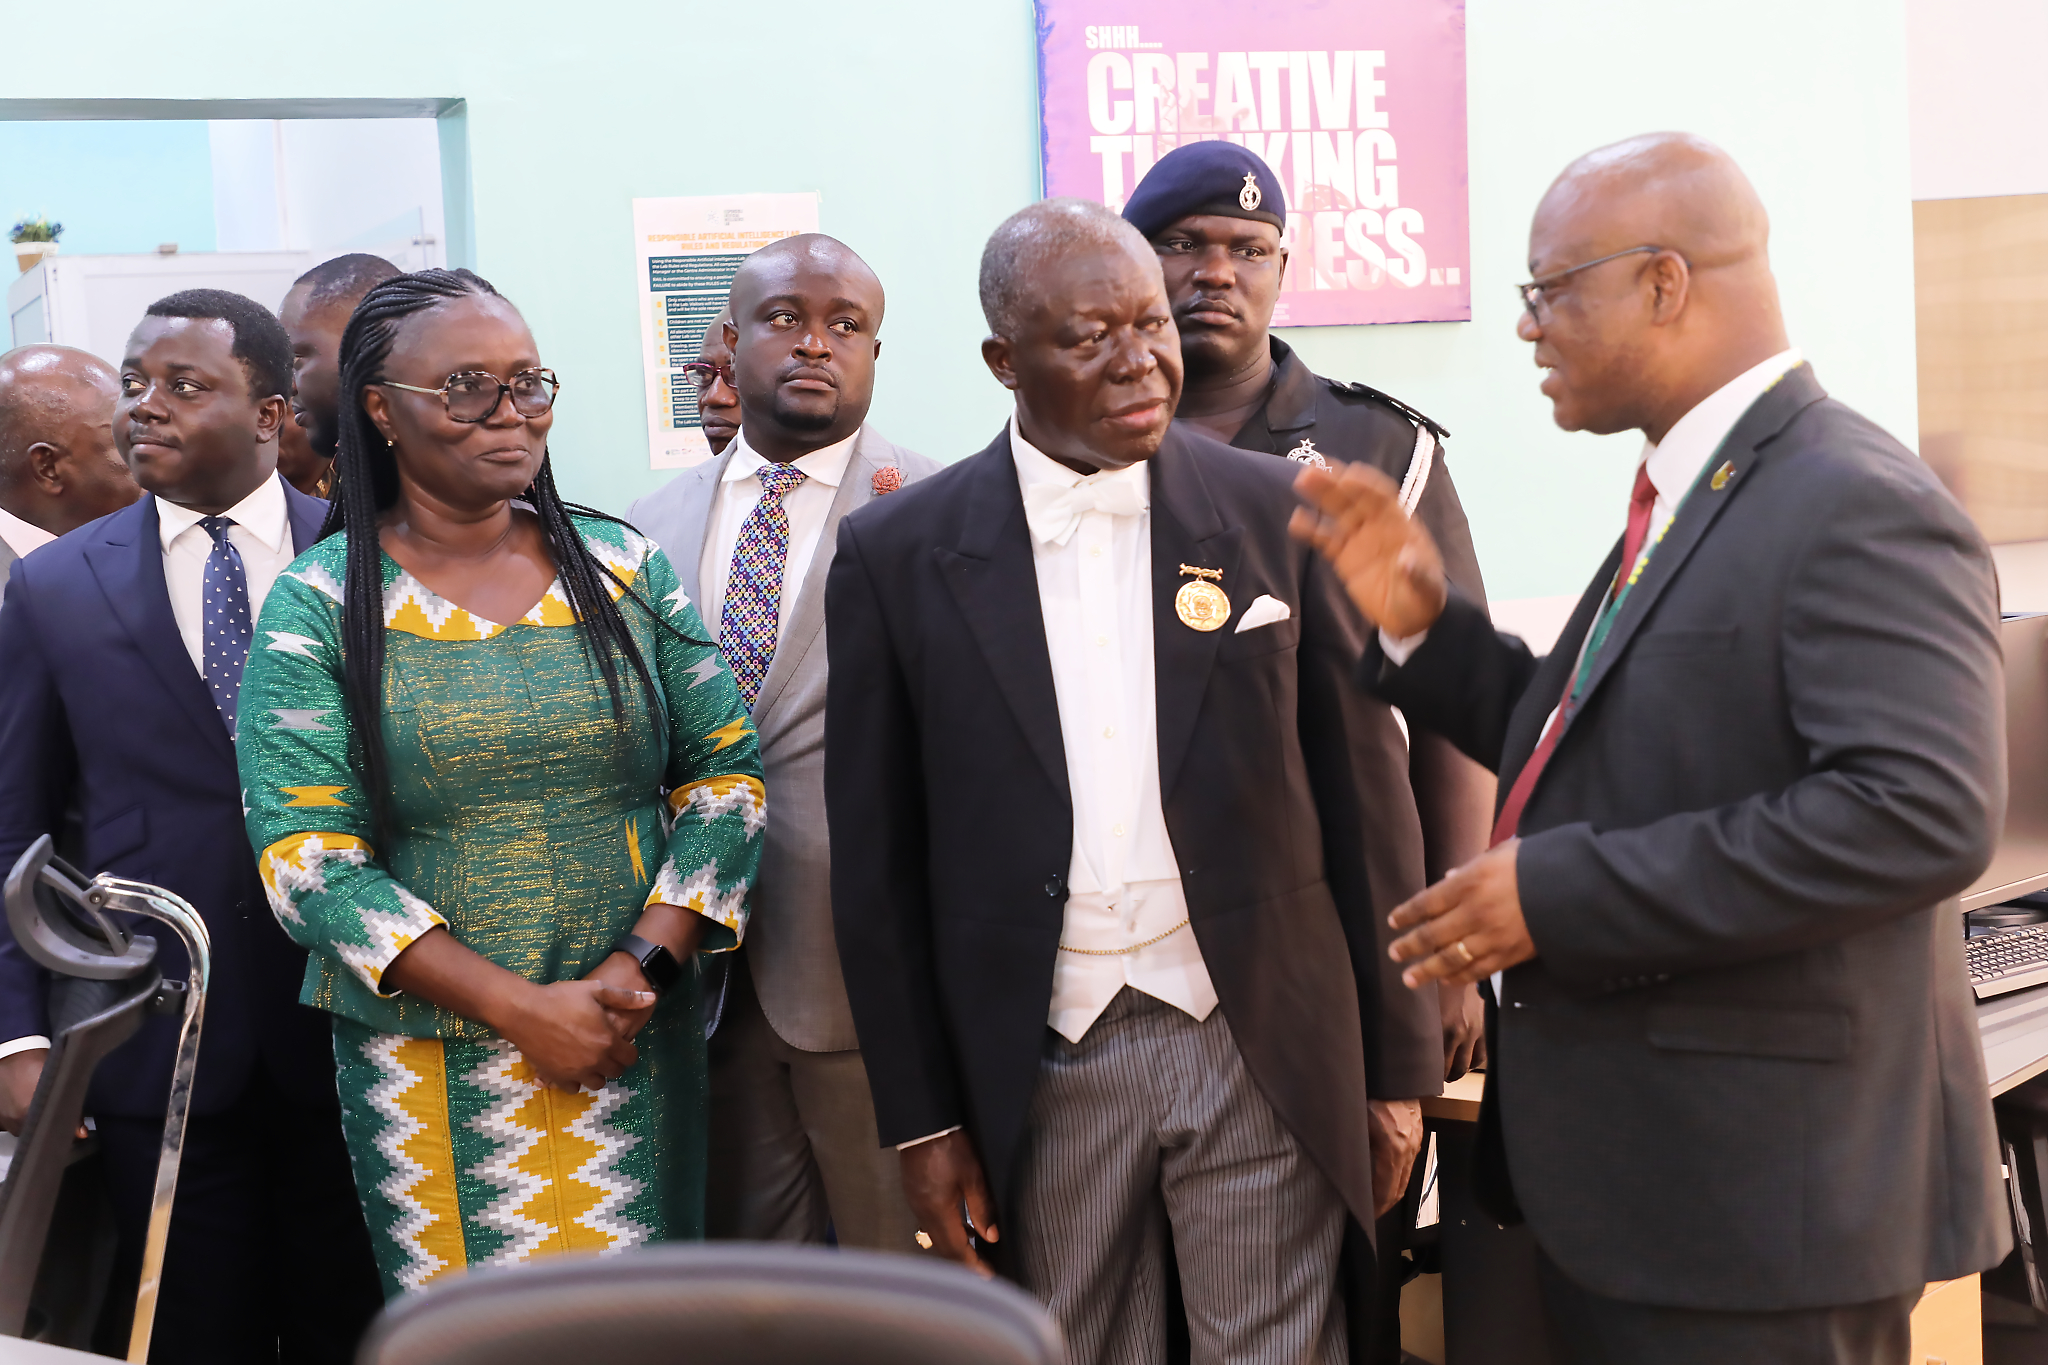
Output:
[634, 193, 820, 469]
[1034, 3, 1469, 327]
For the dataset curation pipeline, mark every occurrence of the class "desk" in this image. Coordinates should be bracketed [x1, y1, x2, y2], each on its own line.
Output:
[1980, 980, 2048, 1095]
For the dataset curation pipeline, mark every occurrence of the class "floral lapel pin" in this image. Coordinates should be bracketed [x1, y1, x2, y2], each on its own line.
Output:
[871, 464, 904, 496]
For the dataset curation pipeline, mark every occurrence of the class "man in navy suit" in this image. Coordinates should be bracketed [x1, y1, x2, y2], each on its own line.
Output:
[0, 290, 381, 1362]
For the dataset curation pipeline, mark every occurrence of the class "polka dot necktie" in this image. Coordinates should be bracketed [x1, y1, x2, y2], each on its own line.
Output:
[198, 515, 254, 735]
[719, 463, 808, 710]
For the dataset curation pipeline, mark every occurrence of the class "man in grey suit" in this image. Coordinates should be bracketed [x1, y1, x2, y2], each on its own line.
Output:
[1293, 132, 2012, 1363]
[0, 345, 139, 600]
[628, 234, 939, 1249]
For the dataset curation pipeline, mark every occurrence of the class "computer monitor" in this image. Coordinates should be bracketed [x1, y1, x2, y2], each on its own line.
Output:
[1962, 613, 2048, 911]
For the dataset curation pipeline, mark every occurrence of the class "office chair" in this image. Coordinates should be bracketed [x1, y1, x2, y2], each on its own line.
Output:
[0, 836, 210, 1364]
[358, 1242, 1065, 1365]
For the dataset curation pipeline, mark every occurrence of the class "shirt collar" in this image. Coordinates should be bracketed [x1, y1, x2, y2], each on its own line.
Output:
[157, 471, 291, 555]
[722, 427, 859, 488]
[1641, 348, 1804, 505]
[1008, 409, 1151, 504]
[0, 503, 56, 559]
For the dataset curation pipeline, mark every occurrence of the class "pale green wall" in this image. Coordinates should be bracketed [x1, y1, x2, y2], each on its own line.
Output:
[0, 121, 216, 253]
[1, 0, 1913, 601]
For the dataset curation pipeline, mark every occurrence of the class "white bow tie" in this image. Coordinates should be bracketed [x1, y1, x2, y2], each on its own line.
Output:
[1022, 477, 1148, 547]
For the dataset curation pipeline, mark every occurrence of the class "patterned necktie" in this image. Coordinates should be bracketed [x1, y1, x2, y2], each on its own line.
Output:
[720, 463, 808, 710]
[198, 515, 254, 734]
[1490, 464, 1657, 846]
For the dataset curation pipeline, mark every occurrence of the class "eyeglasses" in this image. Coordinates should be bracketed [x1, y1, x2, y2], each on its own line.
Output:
[380, 368, 560, 423]
[1516, 246, 1672, 320]
[680, 361, 736, 393]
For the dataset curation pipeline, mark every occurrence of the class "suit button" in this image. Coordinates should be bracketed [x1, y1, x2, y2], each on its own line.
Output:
[1045, 875, 1064, 898]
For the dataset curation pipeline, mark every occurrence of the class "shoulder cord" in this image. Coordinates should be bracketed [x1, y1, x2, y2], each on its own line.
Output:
[1397, 424, 1436, 517]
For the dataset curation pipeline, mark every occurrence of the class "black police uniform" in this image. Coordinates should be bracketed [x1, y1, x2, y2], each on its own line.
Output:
[1229, 335, 1487, 611]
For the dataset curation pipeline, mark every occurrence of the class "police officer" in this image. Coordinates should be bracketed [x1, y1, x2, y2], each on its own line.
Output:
[1124, 138, 1494, 1365]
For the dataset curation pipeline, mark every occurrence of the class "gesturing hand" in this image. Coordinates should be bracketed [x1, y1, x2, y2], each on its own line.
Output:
[899, 1130, 1000, 1277]
[1289, 461, 1448, 638]
[1389, 840, 1538, 989]
[497, 979, 651, 1092]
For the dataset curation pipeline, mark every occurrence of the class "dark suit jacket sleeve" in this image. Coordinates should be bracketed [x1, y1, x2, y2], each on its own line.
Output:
[1517, 472, 2003, 987]
[1370, 590, 1546, 776]
[0, 563, 64, 1043]
[823, 518, 963, 1144]
[1298, 550, 1444, 1099]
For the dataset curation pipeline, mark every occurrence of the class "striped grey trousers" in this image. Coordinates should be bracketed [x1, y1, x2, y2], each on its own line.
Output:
[1011, 988, 1347, 1365]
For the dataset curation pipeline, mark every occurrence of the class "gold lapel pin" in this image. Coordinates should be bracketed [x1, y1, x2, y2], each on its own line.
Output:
[1710, 460, 1738, 491]
[1175, 563, 1231, 632]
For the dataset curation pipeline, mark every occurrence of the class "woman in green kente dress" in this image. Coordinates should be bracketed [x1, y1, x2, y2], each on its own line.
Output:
[237, 269, 762, 1298]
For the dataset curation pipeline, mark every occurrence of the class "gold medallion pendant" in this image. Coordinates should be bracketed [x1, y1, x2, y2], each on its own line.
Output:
[1175, 564, 1231, 632]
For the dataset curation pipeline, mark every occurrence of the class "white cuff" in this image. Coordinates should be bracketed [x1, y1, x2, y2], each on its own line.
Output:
[1379, 627, 1428, 666]
[0, 1036, 51, 1063]
[896, 1125, 962, 1151]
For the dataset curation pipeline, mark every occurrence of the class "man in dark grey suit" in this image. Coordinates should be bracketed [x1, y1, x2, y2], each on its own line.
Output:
[0, 345, 139, 601]
[1293, 132, 2011, 1363]
[628, 234, 939, 1249]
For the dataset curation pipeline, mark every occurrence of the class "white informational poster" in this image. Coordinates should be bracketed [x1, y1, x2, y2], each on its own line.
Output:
[633, 192, 821, 469]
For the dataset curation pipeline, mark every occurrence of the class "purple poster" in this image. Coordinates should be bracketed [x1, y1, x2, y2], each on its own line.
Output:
[1035, 2, 1471, 327]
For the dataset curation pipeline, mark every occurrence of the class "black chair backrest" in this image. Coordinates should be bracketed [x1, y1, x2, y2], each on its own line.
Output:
[358, 1242, 1064, 1365]
[0, 837, 159, 1340]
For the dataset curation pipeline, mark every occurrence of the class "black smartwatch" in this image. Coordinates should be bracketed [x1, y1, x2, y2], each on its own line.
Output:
[611, 933, 682, 997]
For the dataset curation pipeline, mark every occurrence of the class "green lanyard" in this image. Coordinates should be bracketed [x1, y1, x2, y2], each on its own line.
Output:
[1567, 461, 1707, 706]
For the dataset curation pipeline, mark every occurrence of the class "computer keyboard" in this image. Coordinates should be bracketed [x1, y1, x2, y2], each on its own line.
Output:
[1968, 922, 2048, 1000]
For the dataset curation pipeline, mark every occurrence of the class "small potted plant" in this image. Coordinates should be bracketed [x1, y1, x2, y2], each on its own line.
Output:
[11, 216, 63, 274]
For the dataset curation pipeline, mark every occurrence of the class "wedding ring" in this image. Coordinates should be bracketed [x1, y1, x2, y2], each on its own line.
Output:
[1451, 940, 1476, 967]
[915, 1230, 934, 1250]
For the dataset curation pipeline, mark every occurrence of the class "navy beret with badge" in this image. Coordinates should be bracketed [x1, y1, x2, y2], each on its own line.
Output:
[1121, 141, 1288, 241]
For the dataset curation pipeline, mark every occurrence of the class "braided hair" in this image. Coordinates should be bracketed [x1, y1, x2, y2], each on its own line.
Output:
[321, 268, 686, 834]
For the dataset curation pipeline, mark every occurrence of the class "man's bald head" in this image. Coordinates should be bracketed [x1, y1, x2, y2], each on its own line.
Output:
[723, 233, 886, 459]
[977, 198, 1181, 473]
[979, 198, 1157, 340]
[1520, 133, 1790, 441]
[1535, 133, 1773, 281]
[729, 234, 885, 329]
[0, 345, 139, 535]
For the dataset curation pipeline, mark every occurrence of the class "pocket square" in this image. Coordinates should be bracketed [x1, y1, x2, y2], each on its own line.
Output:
[1234, 594, 1292, 633]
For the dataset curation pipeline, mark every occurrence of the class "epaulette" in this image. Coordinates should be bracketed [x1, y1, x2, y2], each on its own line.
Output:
[1318, 376, 1450, 441]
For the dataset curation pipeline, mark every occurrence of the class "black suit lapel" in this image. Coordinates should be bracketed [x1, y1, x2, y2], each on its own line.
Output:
[1567, 364, 1827, 721]
[936, 430, 1071, 799]
[82, 498, 234, 757]
[1150, 432, 1242, 799]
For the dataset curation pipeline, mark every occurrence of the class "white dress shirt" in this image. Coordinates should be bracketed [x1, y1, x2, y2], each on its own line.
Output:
[697, 428, 857, 646]
[1382, 347, 1805, 667]
[158, 472, 296, 677]
[0, 504, 55, 561]
[1011, 412, 1219, 1045]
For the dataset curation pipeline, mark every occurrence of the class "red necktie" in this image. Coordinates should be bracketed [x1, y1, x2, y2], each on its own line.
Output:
[1490, 464, 1657, 846]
